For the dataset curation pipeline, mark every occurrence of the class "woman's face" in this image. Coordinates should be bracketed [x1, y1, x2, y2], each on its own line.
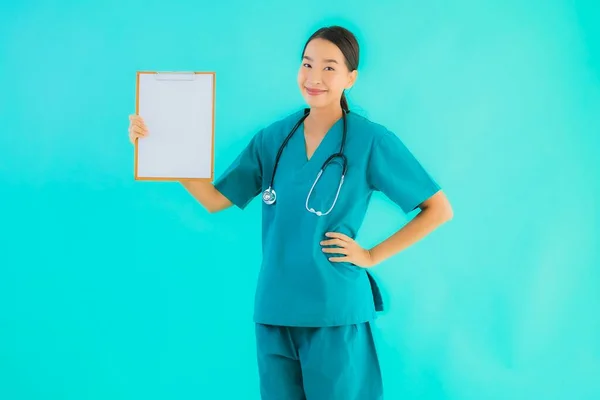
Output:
[298, 38, 357, 110]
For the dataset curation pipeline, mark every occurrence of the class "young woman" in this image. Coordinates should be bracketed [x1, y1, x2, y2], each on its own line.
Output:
[129, 26, 452, 400]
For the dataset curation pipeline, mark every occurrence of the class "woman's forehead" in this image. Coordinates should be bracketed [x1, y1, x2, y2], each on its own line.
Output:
[304, 39, 343, 61]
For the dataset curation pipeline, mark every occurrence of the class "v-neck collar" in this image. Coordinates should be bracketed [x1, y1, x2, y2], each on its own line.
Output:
[299, 116, 344, 165]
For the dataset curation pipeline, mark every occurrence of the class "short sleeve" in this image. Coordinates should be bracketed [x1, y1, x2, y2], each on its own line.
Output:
[213, 130, 264, 210]
[367, 130, 441, 213]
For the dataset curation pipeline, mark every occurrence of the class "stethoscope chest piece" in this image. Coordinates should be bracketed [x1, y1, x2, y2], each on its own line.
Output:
[262, 187, 277, 205]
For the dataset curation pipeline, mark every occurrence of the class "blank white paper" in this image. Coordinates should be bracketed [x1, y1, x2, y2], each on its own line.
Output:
[136, 72, 214, 179]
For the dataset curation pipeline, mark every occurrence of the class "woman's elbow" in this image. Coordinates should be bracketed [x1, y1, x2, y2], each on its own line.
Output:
[420, 190, 453, 222]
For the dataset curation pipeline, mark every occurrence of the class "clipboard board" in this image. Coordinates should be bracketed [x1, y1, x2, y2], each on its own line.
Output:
[134, 71, 216, 181]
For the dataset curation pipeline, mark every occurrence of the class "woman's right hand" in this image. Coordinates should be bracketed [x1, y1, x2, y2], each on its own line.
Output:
[128, 114, 148, 145]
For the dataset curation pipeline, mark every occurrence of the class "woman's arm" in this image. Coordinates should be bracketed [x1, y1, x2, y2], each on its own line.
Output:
[322, 190, 452, 268]
[368, 190, 453, 265]
[129, 114, 256, 214]
[179, 180, 233, 213]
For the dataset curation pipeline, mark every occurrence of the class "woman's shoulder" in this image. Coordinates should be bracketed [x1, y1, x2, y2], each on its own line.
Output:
[263, 109, 306, 133]
[253, 109, 306, 145]
[347, 110, 395, 143]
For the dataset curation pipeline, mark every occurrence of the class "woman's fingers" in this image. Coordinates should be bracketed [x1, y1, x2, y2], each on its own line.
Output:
[320, 238, 346, 247]
[328, 256, 350, 263]
[130, 120, 147, 132]
[128, 114, 149, 145]
[128, 115, 148, 131]
[325, 232, 351, 241]
[130, 129, 146, 137]
[130, 125, 147, 135]
[129, 131, 141, 144]
[322, 246, 349, 255]
[132, 119, 147, 129]
[129, 114, 145, 124]
[128, 128, 146, 142]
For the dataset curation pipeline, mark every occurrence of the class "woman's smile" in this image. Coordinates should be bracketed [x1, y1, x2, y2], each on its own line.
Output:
[305, 87, 327, 96]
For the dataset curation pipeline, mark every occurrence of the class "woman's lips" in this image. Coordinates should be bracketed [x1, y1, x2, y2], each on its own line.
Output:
[305, 87, 326, 95]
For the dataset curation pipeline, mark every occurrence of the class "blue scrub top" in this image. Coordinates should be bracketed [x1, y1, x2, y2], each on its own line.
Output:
[214, 109, 441, 327]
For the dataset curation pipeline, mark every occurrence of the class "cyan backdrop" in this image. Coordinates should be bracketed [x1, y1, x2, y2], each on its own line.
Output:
[1, 0, 599, 399]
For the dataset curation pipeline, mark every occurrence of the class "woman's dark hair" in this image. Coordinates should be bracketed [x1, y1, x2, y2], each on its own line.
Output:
[301, 26, 360, 112]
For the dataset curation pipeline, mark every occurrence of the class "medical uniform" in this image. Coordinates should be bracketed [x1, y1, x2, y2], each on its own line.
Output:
[214, 109, 440, 400]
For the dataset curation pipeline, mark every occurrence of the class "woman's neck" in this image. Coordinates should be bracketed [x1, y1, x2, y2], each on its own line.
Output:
[306, 104, 343, 131]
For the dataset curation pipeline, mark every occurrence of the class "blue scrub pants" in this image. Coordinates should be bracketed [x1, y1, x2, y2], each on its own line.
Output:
[255, 322, 383, 400]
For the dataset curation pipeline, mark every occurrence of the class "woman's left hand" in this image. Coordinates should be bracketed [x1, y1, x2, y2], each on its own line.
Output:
[320, 232, 375, 268]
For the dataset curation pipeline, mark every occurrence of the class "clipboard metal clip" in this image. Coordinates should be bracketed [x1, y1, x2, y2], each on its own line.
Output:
[154, 71, 196, 81]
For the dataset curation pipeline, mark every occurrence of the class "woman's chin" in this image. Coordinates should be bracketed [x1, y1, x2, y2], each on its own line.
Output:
[303, 96, 331, 109]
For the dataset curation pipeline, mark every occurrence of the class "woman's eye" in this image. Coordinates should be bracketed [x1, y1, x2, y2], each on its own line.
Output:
[325, 67, 335, 71]
[303, 63, 311, 68]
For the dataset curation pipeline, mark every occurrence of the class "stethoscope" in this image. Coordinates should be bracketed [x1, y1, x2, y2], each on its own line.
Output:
[262, 108, 348, 217]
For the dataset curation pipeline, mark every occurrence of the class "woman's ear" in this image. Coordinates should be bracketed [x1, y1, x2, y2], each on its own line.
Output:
[346, 70, 358, 90]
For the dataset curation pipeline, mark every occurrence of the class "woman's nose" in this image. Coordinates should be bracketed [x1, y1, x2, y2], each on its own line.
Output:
[307, 71, 322, 84]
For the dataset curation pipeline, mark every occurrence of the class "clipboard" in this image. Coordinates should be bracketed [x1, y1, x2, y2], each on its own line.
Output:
[134, 71, 216, 181]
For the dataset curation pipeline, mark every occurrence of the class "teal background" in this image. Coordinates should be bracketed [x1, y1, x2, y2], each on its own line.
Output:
[1, 0, 599, 399]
